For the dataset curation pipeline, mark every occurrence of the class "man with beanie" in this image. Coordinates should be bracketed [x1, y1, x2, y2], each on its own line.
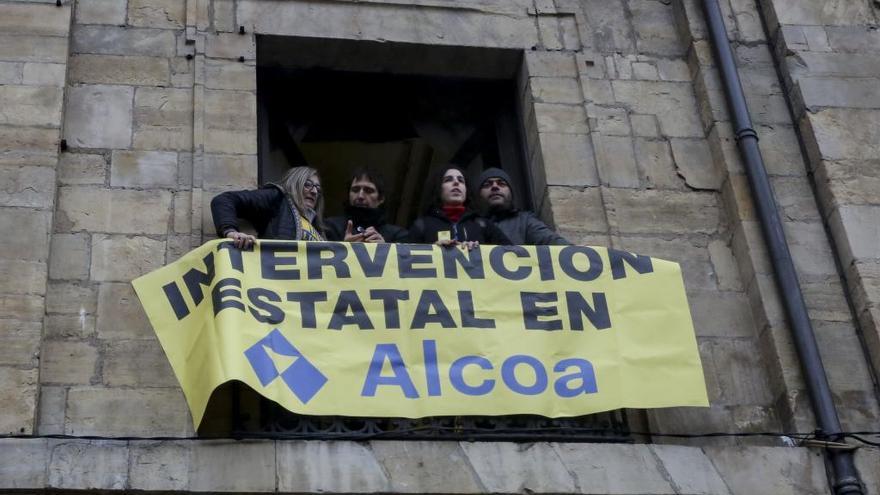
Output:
[325, 168, 408, 243]
[477, 167, 570, 245]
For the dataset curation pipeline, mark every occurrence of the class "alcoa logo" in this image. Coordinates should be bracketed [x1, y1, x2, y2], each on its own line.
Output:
[244, 329, 328, 404]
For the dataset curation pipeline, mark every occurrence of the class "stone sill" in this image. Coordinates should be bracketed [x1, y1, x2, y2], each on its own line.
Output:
[0, 437, 862, 494]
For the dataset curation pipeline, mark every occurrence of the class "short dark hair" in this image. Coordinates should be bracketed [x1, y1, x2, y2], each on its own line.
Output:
[349, 167, 385, 199]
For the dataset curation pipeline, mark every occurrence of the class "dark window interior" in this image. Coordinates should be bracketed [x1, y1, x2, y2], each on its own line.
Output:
[256, 36, 531, 227]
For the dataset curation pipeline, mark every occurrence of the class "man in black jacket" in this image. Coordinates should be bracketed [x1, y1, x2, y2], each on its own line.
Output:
[325, 168, 408, 243]
[477, 167, 570, 245]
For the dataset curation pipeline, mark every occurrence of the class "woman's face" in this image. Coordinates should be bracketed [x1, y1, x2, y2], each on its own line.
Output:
[440, 168, 466, 206]
[302, 173, 321, 210]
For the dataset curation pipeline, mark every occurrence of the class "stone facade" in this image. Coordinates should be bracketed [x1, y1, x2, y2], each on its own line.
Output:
[1, 0, 879, 493]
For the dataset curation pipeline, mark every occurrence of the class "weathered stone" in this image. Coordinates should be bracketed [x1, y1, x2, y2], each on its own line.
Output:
[0, 260, 46, 295]
[46, 281, 97, 315]
[582, 0, 634, 53]
[63, 85, 133, 149]
[204, 59, 257, 90]
[784, 221, 839, 278]
[704, 446, 827, 495]
[0, 61, 22, 84]
[580, 77, 615, 104]
[238, 1, 537, 50]
[547, 186, 608, 233]
[651, 445, 727, 494]
[40, 340, 98, 385]
[103, 339, 177, 387]
[612, 235, 715, 291]
[205, 32, 256, 60]
[704, 338, 773, 405]
[798, 77, 880, 111]
[128, 0, 186, 29]
[49, 233, 90, 280]
[90, 235, 166, 282]
[461, 442, 576, 493]
[0, 438, 48, 488]
[22, 62, 66, 86]
[203, 129, 257, 154]
[0, 367, 37, 435]
[173, 191, 191, 233]
[56, 187, 172, 235]
[670, 137, 721, 190]
[202, 153, 258, 189]
[65, 387, 190, 436]
[826, 26, 880, 53]
[525, 51, 577, 78]
[75, 0, 127, 25]
[134, 87, 193, 127]
[48, 440, 128, 490]
[0, 34, 68, 63]
[0, 294, 45, 322]
[166, 234, 195, 262]
[612, 80, 704, 137]
[708, 239, 743, 291]
[530, 77, 582, 104]
[635, 138, 684, 190]
[594, 135, 640, 188]
[631, 114, 660, 137]
[190, 440, 276, 492]
[0, 165, 56, 208]
[69, 54, 170, 86]
[129, 441, 191, 491]
[533, 103, 589, 134]
[0, 125, 60, 167]
[73, 25, 176, 57]
[170, 56, 194, 87]
[770, 176, 821, 223]
[804, 108, 879, 163]
[538, 132, 599, 187]
[589, 105, 631, 136]
[133, 126, 193, 151]
[0, 208, 50, 261]
[213, 0, 236, 31]
[57, 153, 106, 185]
[0, 320, 40, 367]
[630, 0, 685, 56]
[605, 188, 719, 234]
[815, 159, 880, 209]
[110, 150, 178, 188]
[554, 443, 674, 494]
[771, 1, 875, 27]
[45, 314, 96, 340]
[204, 89, 256, 130]
[647, 404, 737, 446]
[0, 3, 70, 37]
[275, 441, 387, 493]
[370, 441, 480, 493]
[632, 61, 660, 80]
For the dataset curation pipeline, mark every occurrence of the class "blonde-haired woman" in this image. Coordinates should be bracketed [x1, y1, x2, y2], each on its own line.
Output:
[211, 166, 325, 248]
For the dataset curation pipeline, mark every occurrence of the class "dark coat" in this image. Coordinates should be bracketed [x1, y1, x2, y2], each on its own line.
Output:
[487, 209, 570, 245]
[210, 184, 323, 240]
[325, 204, 408, 242]
[406, 208, 511, 245]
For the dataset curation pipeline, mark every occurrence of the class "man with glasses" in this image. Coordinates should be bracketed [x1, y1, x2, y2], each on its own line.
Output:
[325, 167, 408, 243]
[477, 167, 570, 246]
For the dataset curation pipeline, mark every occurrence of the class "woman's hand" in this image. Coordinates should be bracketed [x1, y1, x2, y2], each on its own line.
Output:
[434, 239, 479, 251]
[226, 229, 256, 249]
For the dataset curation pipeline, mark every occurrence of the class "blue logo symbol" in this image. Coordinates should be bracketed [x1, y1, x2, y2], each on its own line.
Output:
[244, 329, 327, 404]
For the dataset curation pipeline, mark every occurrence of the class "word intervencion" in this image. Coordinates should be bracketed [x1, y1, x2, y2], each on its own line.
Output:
[161, 241, 654, 333]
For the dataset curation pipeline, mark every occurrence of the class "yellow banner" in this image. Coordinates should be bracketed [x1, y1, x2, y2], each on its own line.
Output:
[133, 240, 708, 427]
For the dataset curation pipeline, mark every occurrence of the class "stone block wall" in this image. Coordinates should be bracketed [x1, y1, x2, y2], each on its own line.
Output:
[1, 0, 879, 492]
[758, 0, 880, 426]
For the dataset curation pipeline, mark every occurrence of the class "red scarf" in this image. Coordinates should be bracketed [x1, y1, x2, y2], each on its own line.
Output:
[442, 205, 466, 223]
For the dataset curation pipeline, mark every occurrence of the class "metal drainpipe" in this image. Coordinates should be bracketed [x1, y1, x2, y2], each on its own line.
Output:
[700, 1, 864, 493]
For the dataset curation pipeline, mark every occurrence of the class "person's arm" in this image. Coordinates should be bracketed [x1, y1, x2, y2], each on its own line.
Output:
[405, 218, 427, 244]
[383, 225, 409, 243]
[210, 188, 279, 238]
[524, 212, 570, 245]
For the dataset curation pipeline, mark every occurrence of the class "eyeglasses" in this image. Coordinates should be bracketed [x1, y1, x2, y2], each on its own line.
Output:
[304, 180, 322, 194]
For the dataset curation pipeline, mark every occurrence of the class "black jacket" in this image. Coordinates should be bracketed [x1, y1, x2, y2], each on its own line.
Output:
[406, 208, 511, 245]
[325, 204, 408, 242]
[487, 209, 570, 245]
[210, 184, 323, 240]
